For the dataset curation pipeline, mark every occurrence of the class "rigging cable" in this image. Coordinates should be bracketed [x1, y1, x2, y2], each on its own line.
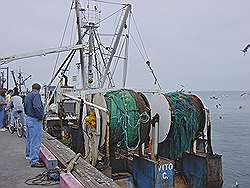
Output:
[129, 34, 162, 89]
[51, 1, 74, 79]
[95, 5, 126, 26]
[94, 30, 115, 86]
[122, 11, 132, 87]
[146, 60, 162, 90]
[130, 13, 162, 89]
[109, 35, 126, 86]
[45, 50, 77, 113]
[113, 6, 120, 30]
[48, 28, 89, 86]
[109, 7, 124, 52]
[130, 33, 146, 61]
[69, 11, 76, 45]
[48, 49, 76, 87]
[131, 13, 149, 60]
[89, 0, 125, 6]
[110, 32, 126, 77]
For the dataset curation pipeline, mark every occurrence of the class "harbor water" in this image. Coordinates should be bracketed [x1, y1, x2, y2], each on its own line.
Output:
[195, 91, 250, 188]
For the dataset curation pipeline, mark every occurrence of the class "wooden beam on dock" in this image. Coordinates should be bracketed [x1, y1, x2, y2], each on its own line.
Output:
[60, 173, 84, 188]
[42, 132, 120, 188]
[40, 143, 58, 169]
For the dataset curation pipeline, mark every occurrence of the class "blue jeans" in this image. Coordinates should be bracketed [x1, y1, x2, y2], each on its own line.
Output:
[26, 116, 42, 165]
[0, 109, 4, 129]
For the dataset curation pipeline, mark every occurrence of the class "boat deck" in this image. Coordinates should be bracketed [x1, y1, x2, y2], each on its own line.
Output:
[0, 131, 58, 188]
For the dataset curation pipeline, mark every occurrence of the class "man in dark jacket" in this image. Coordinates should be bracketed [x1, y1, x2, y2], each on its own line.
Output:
[24, 83, 44, 167]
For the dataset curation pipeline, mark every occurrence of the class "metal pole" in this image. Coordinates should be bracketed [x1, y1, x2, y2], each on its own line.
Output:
[0, 44, 85, 65]
[207, 109, 213, 155]
[18, 71, 22, 92]
[62, 93, 108, 112]
[122, 34, 129, 87]
[0, 72, 3, 89]
[151, 113, 159, 161]
[11, 71, 18, 88]
[6, 67, 9, 90]
[75, 0, 86, 89]
[44, 50, 77, 114]
[22, 75, 31, 84]
[100, 4, 131, 88]
[88, 24, 94, 86]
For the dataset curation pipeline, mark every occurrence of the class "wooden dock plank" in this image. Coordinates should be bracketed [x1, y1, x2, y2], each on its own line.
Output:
[42, 132, 119, 188]
[40, 143, 58, 169]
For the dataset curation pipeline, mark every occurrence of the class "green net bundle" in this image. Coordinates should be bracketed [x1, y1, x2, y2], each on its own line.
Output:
[104, 89, 149, 150]
[158, 92, 205, 160]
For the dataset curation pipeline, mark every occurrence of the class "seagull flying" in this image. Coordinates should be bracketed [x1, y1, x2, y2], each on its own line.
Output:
[241, 44, 250, 55]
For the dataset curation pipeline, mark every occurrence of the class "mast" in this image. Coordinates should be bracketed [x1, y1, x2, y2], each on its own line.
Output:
[18, 71, 22, 92]
[11, 71, 18, 88]
[87, 23, 94, 87]
[74, 0, 86, 89]
[122, 34, 129, 87]
[0, 67, 9, 89]
[100, 4, 131, 88]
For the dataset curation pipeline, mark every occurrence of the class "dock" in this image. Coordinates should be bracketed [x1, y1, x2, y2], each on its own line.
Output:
[0, 131, 58, 188]
[0, 130, 119, 188]
[42, 132, 119, 188]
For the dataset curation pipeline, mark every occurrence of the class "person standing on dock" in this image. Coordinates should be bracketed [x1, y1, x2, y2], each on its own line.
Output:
[24, 83, 45, 167]
[5, 89, 14, 127]
[9, 88, 25, 132]
[0, 89, 7, 131]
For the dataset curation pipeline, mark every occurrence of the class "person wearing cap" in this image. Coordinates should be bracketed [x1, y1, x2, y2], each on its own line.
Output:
[24, 83, 44, 167]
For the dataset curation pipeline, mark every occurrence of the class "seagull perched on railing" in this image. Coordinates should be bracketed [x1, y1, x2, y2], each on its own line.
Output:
[241, 44, 250, 55]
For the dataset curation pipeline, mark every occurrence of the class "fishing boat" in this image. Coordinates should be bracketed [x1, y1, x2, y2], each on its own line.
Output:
[0, 1, 223, 187]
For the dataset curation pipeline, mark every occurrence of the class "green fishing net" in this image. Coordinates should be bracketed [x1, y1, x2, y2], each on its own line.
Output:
[158, 92, 204, 160]
[105, 89, 142, 150]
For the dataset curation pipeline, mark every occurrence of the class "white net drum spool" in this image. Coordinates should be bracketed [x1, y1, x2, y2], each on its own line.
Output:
[143, 92, 171, 143]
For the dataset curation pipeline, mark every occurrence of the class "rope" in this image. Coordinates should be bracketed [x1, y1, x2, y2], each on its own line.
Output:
[25, 168, 62, 186]
[66, 153, 81, 173]
[119, 111, 149, 151]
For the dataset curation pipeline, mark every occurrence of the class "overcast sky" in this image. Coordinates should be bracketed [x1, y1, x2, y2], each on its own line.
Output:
[0, 0, 250, 91]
